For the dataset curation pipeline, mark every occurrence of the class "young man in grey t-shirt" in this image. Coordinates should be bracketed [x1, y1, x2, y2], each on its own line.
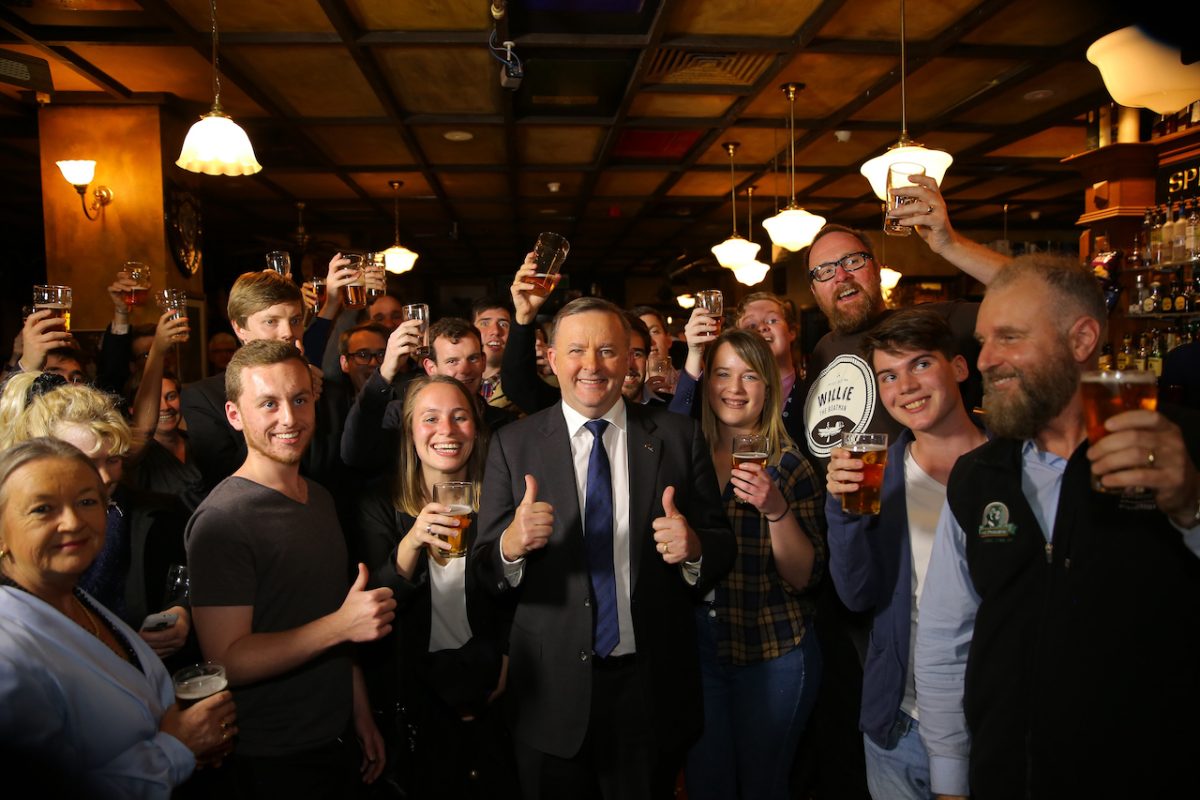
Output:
[187, 339, 396, 796]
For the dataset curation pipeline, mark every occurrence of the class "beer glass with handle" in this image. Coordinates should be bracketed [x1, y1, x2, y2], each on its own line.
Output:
[432, 481, 475, 559]
[840, 432, 888, 514]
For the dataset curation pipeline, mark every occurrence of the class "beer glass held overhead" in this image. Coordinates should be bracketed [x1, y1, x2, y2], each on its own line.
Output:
[1081, 369, 1158, 496]
[364, 253, 387, 303]
[403, 303, 430, 360]
[119, 262, 152, 309]
[841, 432, 888, 514]
[32, 285, 73, 332]
[530, 232, 569, 297]
[265, 250, 291, 277]
[432, 481, 475, 559]
[341, 253, 367, 310]
[885, 162, 925, 237]
[695, 289, 724, 337]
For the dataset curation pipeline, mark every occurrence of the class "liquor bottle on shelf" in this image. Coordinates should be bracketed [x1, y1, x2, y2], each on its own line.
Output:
[1117, 333, 1133, 370]
[1133, 335, 1149, 371]
[1192, 273, 1200, 312]
[1173, 276, 1189, 313]
[1185, 199, 1199, 262]
[1127, 231, 1144, 271]
[1141, 208, 1154, 263]
[1144, 281, 1162, 315]
[1150, 205, 1165, 265]
[1164, 324, 1179, 353]
[1161, 279, 1175, 313]
[1168, 203, 1185, 263]
[1148, 332, 1164, 377]
[1098, 342, 1113, 370]
[1130, 272, 1146, 315]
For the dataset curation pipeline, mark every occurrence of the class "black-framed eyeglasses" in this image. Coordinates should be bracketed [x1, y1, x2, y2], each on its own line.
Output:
[348, 349, 387, 365]
[809, 251, 873, 282]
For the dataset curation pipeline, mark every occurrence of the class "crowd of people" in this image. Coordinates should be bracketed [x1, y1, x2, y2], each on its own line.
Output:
[1, 179, 1198, 800]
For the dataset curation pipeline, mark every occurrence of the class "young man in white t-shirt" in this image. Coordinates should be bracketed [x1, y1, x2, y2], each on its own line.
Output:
[824, 307, 987, 800]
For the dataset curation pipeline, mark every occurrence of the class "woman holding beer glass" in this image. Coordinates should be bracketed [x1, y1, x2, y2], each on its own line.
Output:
[0, 438, 235, 797]
[352, 375, 516, 798]
[680, 329, 825, 800]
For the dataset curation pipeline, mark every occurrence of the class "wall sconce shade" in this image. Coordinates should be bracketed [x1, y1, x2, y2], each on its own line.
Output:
[56, 159, 113, 221]
[1087, 26, 1200, 115]
[676, 293, 696, 309]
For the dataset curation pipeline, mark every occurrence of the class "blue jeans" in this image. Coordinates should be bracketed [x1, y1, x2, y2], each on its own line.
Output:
[863, 712, 933, 800]
[685, 606, 822, 800]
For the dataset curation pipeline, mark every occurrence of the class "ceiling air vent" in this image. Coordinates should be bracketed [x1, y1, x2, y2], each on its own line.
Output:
[0, 48, 53, 94]
[645, 49, 773, 86]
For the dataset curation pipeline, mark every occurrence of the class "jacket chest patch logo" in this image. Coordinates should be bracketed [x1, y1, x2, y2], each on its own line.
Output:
[978, 501, 1017, 542]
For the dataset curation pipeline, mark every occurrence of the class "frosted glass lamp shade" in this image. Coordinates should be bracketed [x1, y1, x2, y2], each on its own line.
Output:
[711, 235, 760, 269]
[383, 244, 418, 274]
[762, 205, 827, 251]
[176, 112, 263, 176]
[861, 144, 953, 201]
[732, 260, 771, 286]
[57, 160, 96, 187]
[1087, 26, 1200, 115]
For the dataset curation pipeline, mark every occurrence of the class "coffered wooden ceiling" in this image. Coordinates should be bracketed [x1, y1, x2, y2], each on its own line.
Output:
[0, 0, 1148, 280]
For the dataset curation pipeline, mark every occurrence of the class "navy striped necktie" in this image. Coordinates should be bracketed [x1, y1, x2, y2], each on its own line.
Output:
[583, 419, 619, 658]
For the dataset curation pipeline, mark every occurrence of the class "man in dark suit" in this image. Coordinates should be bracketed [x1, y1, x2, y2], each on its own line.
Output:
[475, 297, 735, 799]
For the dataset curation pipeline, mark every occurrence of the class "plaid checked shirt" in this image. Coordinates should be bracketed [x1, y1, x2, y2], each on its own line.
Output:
[713, 445, 826, 666]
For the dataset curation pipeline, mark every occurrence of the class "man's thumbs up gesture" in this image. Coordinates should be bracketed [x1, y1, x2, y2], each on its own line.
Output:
[652, 486, 700, 564]
[501, 474, 556, 561]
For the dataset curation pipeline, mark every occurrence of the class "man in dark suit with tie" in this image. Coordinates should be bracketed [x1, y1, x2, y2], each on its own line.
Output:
[475, 297, 736, 799]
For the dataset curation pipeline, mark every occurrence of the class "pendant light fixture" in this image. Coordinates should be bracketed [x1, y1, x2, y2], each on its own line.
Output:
[711, 142, 760, 269]
[381, 180, 418, 275]
[762, 83, 826, 251]
[859, 0, 952, 200]
[176, 0, 262, 176]
[732, 185, 770, 286]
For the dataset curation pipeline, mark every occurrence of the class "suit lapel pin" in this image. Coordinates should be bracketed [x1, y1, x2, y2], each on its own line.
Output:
[644, 442, 655, 453]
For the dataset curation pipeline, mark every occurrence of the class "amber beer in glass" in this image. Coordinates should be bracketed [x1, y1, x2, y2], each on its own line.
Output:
[341, 253, 367, 309]
[120, 262, 151, 309]
[433, 481, 475, 559]
[32, 285, 72, 332]
[731, 433, 769, 470]
[530, 232, 569, 297]
[885, 162, 925, 237]
[1080, 369, 1157, 494]
[172, 662, 227, 709]
[841, 432, 888, 514]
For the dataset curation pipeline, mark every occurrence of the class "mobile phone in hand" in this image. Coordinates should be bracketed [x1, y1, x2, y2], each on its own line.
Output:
[140, 612, 179, 632]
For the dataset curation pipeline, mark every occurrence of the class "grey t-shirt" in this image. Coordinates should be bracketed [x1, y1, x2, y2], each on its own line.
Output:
[185, 476, 352, 757]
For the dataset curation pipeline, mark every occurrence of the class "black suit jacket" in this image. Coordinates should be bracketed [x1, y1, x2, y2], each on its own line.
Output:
[473, 400, 735, 759]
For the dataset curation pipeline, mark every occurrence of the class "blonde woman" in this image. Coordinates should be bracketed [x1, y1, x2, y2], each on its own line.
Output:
[681, 329, 826, 800]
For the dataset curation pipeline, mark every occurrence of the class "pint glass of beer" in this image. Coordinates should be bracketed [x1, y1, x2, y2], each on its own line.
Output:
[119, 262, 151, 309]
[364, 253, 387, 303]
[341, 253, 367, 310]
[731, 433, 769, 470]
[32, 285, 73, 332]
[172, 662, 227, 709]
[432, 481, 475, 559]
[265, 250, 291, 277]
[885, 162, 924, 237]
[530, 232, 569, 297]
[695, 290, 723, 337]
[841, 432, 888, 514]
[1080, 369, 1158, 494]
[403, 303, 430, 360]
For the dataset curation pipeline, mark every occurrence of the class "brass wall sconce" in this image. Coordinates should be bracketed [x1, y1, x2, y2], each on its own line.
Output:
[56, 160, 113, 221]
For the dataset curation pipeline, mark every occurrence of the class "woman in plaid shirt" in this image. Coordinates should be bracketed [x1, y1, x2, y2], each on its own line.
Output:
[681, 328, 826, 800]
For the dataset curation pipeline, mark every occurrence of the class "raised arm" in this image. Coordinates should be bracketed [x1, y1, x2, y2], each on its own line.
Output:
[892, 174, 1010, 286]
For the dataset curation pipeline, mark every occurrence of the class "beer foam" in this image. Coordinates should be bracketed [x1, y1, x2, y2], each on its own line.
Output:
[175, 673, 227, 700]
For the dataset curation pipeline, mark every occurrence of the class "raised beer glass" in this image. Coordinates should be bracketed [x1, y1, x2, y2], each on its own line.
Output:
[1080, 369, 1157, 495]
[265, 250, 291, 277]
[432, 481, 475, 559]
[885, 162, 925, 237]
[32, 285, 73, 332]
[530, 232, 569, 297]
[341, 253, 367, 310]
[695, 289, 724, 337]
[119, 262, 152, 309]
[403, 302, 430, 360]
[841, 432, 888, 514]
